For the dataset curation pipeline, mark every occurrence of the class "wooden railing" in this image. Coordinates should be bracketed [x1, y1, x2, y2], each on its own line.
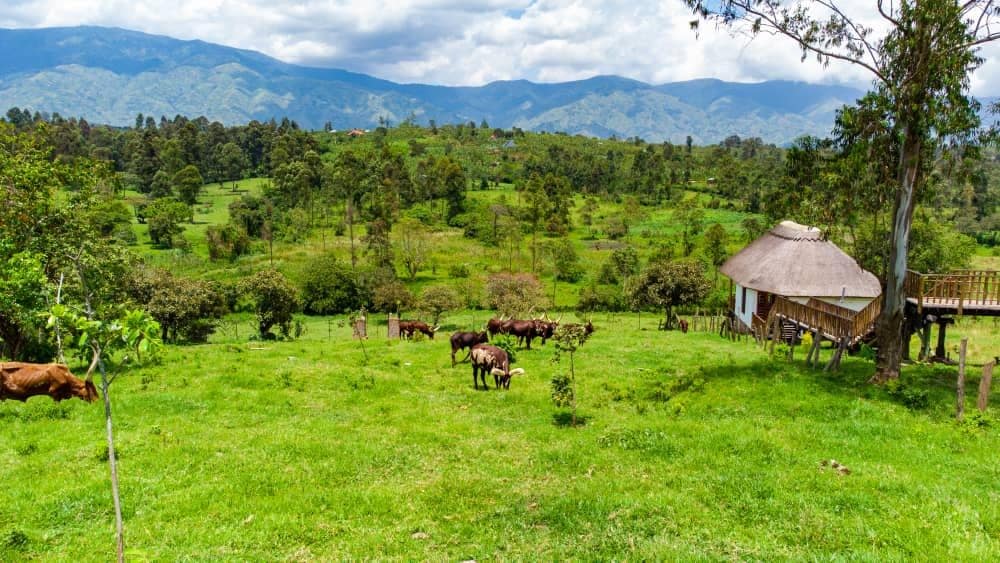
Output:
[768, 295, 882, 343]
[906, 270, 1000, 315]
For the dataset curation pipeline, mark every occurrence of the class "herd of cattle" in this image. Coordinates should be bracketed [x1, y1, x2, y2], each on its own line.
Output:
[445, 315, 595, 390]
[0, 315, 596, 404]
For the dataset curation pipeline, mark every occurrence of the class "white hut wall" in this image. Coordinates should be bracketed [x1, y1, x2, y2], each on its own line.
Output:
[734, 284, 758, 328]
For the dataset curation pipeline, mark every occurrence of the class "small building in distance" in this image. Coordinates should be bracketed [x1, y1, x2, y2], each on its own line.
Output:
[720, 220, 881, 330]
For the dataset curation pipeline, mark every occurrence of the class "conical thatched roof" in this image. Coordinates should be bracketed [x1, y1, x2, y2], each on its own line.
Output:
[720, 221, 881, 298]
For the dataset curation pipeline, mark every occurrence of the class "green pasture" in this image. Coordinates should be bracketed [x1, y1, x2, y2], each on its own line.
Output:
[2, 313, 999, 559]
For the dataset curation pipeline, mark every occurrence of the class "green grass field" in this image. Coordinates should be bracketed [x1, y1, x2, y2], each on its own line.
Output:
[3, 312, 999, 559]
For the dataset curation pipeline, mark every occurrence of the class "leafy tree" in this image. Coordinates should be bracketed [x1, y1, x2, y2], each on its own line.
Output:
[145, 198, 190, 248]
[626, 259, 712, 329]
[396, 218, 430, 280]
[173, 164, 203, 206]
[741, 216, 766, 243]
[0, 249, 50, 359]
[371, 279, 415, 314]
[149, 169, 173, 199]
[48, 305, 160, 563]
[300, 254, 371, 315]
[486, 273, 544, 318]
[240, 269, 300, 339]
[550, 322, 592, 427]
[217, 141, 248, 184]
[419, 285, 461, 326]
[674, 197, 705, 256]
[603, 245, 640, 285]
[129, 269, 226, 343]
[684, 0, 1000, 380]
[703, 223, 729, 271]
[206, 224, 252, 262]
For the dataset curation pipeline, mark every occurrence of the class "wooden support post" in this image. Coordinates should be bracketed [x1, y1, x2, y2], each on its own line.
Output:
[935, 318, 950, 359]
[957, 338, 968, 421]
[918, 322, 931, 362]
[978, 360, 994, 412]
[769, 317, 780, 355]
[787, 326, 797, 361]
[824, 337, 846, 372]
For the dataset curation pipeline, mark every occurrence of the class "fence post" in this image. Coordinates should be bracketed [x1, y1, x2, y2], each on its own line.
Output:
[957, 338, 968, 421]
[978, 360, 994, 412]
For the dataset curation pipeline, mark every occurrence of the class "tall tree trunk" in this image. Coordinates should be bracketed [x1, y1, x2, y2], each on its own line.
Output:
[874, 127, 923, 382]
[347, 198, 356, 269]
[98, 359, 125, 563]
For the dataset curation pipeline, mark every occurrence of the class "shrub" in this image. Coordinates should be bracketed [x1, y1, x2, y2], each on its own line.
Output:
[206, 224, 252, 262]
[300, 255, 371, 315]
[240, 269, 300, 339]
[371, 280, 415, 314]
[129, 268, 227, 343]
[419, 285, 461, 325]
[448, 263, 471, 278]
[145, 198, 190, 248]
[485, 273, 544, 317]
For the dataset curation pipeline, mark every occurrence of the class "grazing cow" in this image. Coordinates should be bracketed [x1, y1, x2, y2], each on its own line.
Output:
[449, 331, 489, 366]
[0, 363, 98, 403]
[469, 344, 524, 390]
[561, 320, 596, 337]
[506, 320, 542, 349]
[398, 320, 438, 340]
[486, 316, 512, 338]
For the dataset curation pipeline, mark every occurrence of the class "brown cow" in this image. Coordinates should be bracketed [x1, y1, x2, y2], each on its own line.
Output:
[469, 344, 524, 390]
[450, 331, 489, 366]
[398, 320, 438, 340]
[0, 363, 99, 403]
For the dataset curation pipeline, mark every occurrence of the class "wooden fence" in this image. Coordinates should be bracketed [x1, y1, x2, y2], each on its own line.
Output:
[767, 295, 881, 344]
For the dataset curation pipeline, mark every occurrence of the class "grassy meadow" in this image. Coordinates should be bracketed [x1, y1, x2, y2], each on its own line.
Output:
[4, 173, 1000, 560]
[2, 311, 1000, 560]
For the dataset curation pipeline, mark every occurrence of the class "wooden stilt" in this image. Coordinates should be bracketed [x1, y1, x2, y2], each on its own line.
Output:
[957, 338, 968, 421]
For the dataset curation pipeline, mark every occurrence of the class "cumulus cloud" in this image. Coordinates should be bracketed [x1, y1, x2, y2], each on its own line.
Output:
[0, 0, 997, 94]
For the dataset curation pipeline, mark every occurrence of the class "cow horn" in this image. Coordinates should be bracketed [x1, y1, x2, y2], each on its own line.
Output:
[556, 314, 563, 323]
[491, 367, 506, 377]
[509, 368, 525, 376]
[84, 348, 100, 383]
[432, 325, 440, 332]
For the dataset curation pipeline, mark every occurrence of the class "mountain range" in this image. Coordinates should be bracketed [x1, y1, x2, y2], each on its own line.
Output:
[0, 26, 873, 144]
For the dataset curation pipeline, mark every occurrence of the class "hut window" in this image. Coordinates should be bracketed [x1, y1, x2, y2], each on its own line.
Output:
[741, 287, 747, 313]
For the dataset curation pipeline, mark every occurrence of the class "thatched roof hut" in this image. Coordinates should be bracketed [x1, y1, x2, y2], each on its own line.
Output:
[721, 221, 880, 298]
[721, 221, 881, 327]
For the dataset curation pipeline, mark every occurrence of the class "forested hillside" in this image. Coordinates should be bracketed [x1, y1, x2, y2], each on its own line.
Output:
[0, 26, 865, 143]
[0, 106, 995, 356]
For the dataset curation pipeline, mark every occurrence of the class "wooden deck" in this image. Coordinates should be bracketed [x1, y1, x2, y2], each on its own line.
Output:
[905, 270, 1000, 316]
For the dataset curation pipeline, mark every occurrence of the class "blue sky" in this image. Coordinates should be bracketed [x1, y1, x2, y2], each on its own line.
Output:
[1, 0, 997, 94]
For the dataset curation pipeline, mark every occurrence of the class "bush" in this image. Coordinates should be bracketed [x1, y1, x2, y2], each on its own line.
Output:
[577, 284, 627, 312]
[300, 255, 371, 315]
[485, 273, 544, 317]
[371, 280, 415, 314]
[206, 224, 252, 262]
[129, 268, 227, 343]
[448, 263, 471, 278]
[240, 270, 300, 339]
[885, 379, 930, 410]
[145, 198, 190, 248]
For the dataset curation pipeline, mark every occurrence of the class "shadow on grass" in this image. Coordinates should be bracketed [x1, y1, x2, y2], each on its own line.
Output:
[552, 412, 589, 427]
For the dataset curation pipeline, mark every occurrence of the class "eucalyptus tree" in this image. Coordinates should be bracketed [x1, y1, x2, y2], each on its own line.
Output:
[684, 0, 1000, 381]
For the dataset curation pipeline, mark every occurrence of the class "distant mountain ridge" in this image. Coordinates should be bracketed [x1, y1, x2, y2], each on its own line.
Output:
[0, 26, 872, 144]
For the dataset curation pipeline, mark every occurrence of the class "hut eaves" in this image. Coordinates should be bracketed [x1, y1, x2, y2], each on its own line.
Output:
[720, 221, 881, 298]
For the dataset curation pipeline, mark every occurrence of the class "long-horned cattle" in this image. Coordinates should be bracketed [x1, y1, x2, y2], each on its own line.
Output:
[449, 331, 489, 366]
[0, 362, 99, 403]
[398, 320, 439, 340]
[468, 344, 524, 390]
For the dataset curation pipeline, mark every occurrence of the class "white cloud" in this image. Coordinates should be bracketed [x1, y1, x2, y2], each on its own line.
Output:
[0, 0, 998, 94]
